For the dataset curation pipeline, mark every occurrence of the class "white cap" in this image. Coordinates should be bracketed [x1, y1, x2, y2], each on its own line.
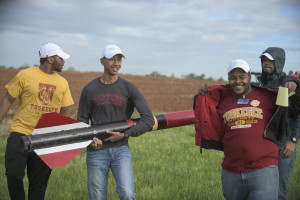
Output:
[260, 52, 274, 60]
[228, 59, 251, 73]
[39, 43, 70, 59]
[101, 44, 125, 59]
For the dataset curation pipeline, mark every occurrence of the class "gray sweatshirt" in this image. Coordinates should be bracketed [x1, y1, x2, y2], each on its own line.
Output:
[77, 77, 154, 150]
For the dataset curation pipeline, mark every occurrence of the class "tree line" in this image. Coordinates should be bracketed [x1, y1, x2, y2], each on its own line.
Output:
[146, 71, 225, 81]
[0, 65, 225, 82]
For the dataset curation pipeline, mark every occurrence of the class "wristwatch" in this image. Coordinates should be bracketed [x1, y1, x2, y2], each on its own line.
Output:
[291, 137, 298, 143]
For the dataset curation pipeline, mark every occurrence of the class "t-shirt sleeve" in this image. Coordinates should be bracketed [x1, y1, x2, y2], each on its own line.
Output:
[5, 71, 24, 98]
[61, 82, 74, 107]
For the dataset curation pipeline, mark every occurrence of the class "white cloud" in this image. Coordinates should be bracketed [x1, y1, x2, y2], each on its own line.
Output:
[0, 0, 299, 79]
[46, 32, 90, 47]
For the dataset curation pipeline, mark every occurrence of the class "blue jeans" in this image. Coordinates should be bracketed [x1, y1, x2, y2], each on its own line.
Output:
[86, 145, 136, 200]
[278, 145, 297, 200]
[278, 115, 299, 200]
[221, 165, 279, 200]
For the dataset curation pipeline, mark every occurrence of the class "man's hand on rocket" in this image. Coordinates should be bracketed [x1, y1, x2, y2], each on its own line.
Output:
[91, 137, 103, 149]
[104, 130, 125, 143]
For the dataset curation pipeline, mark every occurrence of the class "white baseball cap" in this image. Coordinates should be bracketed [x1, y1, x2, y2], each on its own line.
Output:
[260, 52, 274, 60]
[39, 43, 70, 59]
[228, 59, 251, 73]
[101, 44, 125, 59]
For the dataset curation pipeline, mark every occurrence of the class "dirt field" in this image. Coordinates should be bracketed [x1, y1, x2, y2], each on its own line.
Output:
[0, 67, 226, 118]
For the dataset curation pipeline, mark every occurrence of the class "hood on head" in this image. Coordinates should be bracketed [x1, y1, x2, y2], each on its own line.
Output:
[260, 47, 285, 74]
[258, 47, 286, 88]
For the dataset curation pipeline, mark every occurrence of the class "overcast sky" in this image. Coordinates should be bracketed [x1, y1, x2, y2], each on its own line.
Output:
[0, 0, 299, 80]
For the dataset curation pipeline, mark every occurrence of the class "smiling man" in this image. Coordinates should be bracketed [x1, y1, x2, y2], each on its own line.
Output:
[77, 44, 154, 200]
[194, 59, 288, 200]
[227, 59, 252, 96]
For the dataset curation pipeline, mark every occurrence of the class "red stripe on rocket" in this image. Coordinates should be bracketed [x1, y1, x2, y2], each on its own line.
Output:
[21, 110, 194, 169]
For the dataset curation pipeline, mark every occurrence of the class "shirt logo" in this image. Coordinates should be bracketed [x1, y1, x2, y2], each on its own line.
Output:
[251, 100, 260, 107]
[91, 94, 126, 107]
[223, 107, 263, 130]
[38, 83, 56, 106]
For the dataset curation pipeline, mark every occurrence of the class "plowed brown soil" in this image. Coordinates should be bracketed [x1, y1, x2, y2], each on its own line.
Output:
[0, 67, 226, 117]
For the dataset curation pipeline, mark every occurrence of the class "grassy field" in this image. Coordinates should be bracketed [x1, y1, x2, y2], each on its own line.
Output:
[0, 125, 300, 200]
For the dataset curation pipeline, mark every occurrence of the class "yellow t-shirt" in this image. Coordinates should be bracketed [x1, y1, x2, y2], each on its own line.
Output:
[5, 67, 74, 135]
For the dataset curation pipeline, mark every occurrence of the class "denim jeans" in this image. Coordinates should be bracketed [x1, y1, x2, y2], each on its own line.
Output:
[278, 115, 299, 200]
[221, 165, 279, 200]
[86, 145, 136, 200]
[278, 145, 297, 200]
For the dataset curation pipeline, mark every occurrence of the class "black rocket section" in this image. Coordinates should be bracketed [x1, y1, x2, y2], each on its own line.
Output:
[20, 110, 195, 152]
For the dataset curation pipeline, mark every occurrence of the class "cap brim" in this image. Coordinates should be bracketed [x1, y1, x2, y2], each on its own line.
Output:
[260, 53, 274, 61]
[57, 50, 70, 60]
[104, 53, 125, 59]
[228, 67, 250, 73]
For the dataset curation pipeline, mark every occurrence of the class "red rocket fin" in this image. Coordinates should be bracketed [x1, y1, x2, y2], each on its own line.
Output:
[33, 112, 91, 168]
[35, 112, 81, 129]
[39, 148, 84, 169]
[34, 141, 90, 169]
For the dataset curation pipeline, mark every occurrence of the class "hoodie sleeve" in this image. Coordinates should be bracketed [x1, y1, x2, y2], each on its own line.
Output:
[290, 115, 300, 142]
[289, 80, 300, 118]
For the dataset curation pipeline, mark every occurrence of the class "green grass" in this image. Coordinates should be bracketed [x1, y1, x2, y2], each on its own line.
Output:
[1, 126, 300, 199]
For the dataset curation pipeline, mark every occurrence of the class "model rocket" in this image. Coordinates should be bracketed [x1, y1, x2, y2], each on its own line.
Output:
[20, 110, 194, 169]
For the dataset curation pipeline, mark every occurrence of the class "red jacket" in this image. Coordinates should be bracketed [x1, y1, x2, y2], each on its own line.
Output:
[194, 85, 287, 152]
